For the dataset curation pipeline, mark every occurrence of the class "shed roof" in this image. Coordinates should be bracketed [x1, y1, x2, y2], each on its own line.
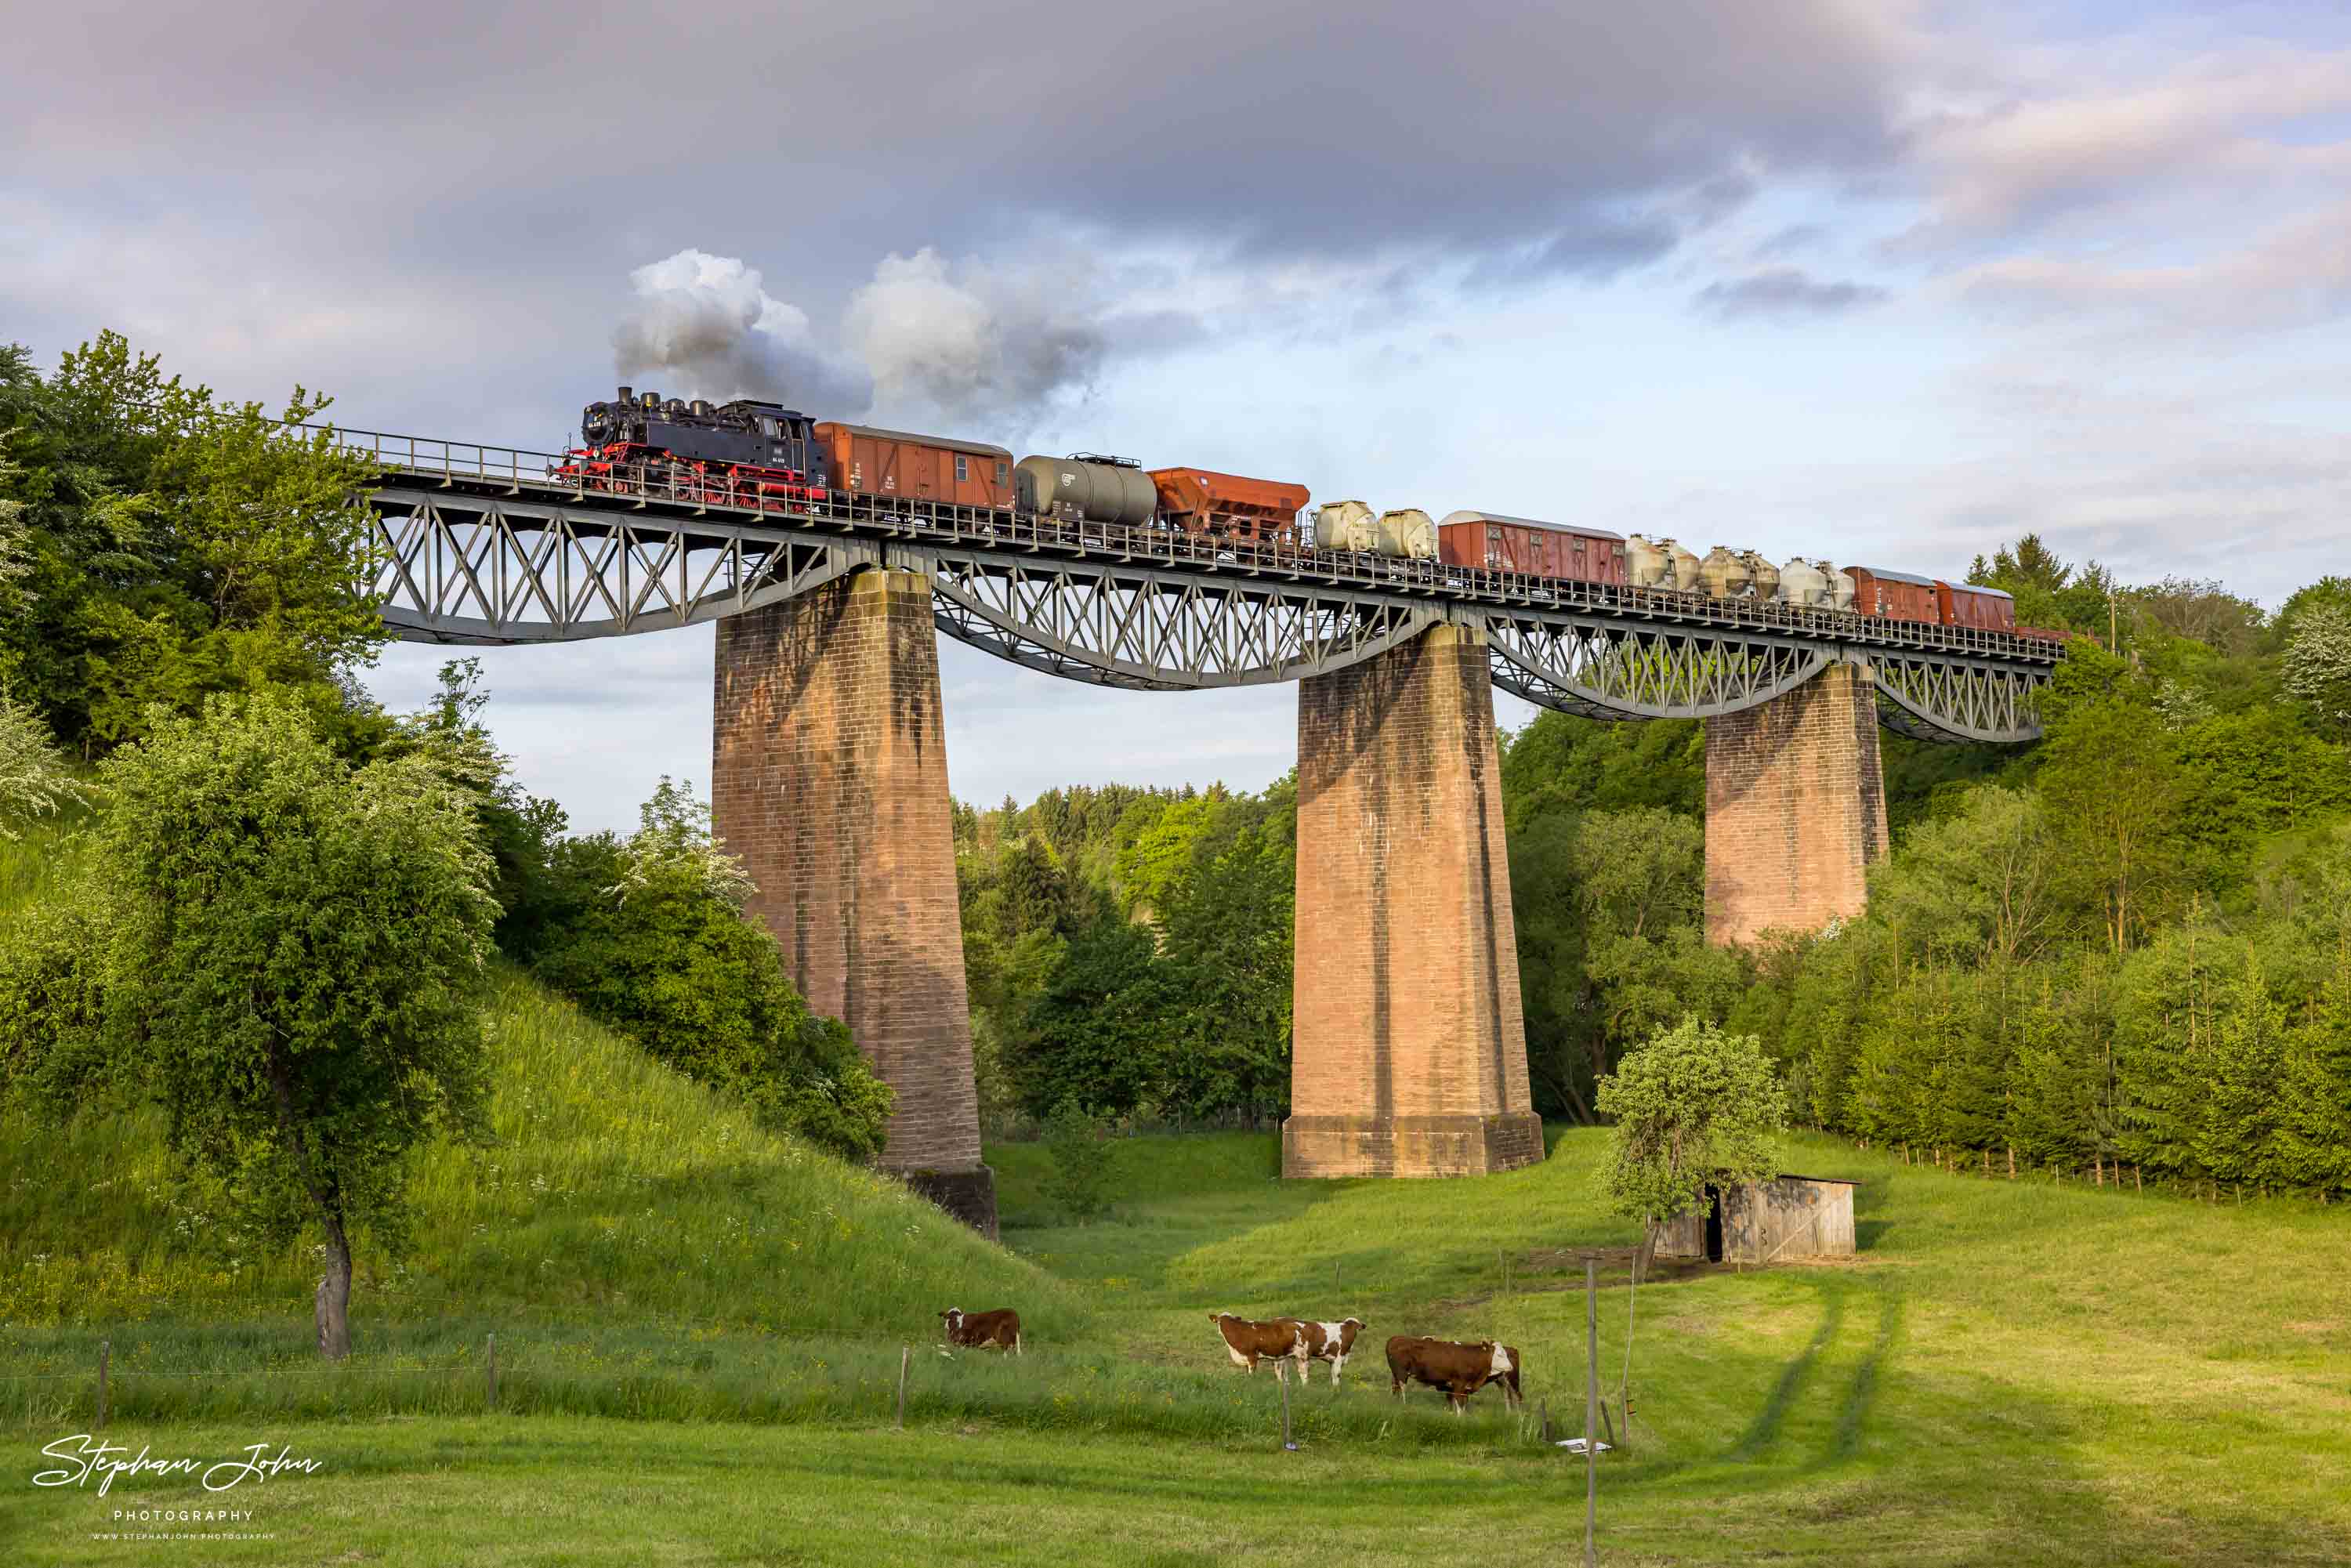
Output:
[1773, 1172, 1860, 1186]
[1438, 509, 1625, 541]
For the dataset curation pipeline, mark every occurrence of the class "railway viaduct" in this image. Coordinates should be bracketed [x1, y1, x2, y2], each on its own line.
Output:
[361, 433, 2056, 1237]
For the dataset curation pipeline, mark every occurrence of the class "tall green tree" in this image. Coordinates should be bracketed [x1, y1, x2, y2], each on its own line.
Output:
[0, 333, 381, 755]
[83, 694, 495, 1358]
[2038, 697, 2183, 951]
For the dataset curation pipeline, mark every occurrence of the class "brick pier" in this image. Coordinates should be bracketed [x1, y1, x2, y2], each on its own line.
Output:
[1704, 660, 1889, 947]
[712, 569, 996, 1236]
[1284, 622, 1545, 1179]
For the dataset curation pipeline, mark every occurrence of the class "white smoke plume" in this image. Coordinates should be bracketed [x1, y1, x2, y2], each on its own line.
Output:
[842, 248, 1107, 429]
[611, 246, 1117, 435]
[610, 251, 871, 412]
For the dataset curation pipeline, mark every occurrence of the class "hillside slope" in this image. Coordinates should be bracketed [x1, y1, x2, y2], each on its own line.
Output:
[0, 814, 1082, 1344]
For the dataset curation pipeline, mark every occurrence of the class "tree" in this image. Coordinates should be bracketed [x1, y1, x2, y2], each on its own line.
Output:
[527, 779, 893, 1161]
[0, 685, 88, 838]
[85, 693, 496, 1359]
[1157, 816, 1295, 1124]
[1866, 787, 2059, 965]
[0, 333, 381, 756]
[1509, 807, 1740, 1121]
[2037, 697, 2183, 952]
[1596, 1017, 1788, 1271]
[1011, 915, 1184, 1120]
[2283, 606, 2351, 741]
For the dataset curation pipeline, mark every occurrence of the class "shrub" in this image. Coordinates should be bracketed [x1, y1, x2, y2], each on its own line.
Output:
[1042, 1099, 1117, 1219]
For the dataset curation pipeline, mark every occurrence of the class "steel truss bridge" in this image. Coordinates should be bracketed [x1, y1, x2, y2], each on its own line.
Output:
[355, 432, 2060, 743]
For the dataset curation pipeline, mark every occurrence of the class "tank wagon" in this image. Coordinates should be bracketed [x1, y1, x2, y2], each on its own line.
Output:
[560, 386, 2062, 643]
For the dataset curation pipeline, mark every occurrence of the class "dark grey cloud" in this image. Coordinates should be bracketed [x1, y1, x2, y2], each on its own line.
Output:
[3, 1, 1914, 273]
[1694, 266, 1892, 319]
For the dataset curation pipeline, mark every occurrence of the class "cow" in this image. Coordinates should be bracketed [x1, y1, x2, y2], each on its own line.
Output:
[1208, 1313, 1306, 1378]
[1385, 1335, 1524, 1415]
[1293, 1317, 1366, 1386]
[939, 1306, 1021, 1354]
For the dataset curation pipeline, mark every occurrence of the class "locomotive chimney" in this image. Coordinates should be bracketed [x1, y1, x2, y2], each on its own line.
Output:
[617, 386, 632, 404]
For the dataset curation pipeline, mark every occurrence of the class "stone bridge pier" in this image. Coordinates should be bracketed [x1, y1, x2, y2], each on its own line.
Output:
[1284, 621, 1545, 1179]
[712, 568, 997, 1237]
[1704, 660, 1889, 947]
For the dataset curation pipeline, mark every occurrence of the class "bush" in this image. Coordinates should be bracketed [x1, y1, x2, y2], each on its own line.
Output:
[1042, 1099, 1117, 1219]
[525, 780, 892, 1164]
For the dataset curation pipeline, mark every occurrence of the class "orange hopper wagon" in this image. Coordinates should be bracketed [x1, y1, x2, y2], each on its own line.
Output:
[1147, 467, 1311, 545]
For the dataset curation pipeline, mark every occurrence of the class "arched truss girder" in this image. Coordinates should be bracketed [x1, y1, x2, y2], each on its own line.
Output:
[1484, 615, 1836, 721]
[1869, 653, 2047, 744]
[909, 546, 1442, 690]
[368, 488, 878, 646]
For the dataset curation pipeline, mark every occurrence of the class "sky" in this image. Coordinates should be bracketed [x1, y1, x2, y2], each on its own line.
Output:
[7, 1, 2348, 832]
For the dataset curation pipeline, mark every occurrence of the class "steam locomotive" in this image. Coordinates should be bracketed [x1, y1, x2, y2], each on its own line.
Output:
[559, 386, 2054, 639]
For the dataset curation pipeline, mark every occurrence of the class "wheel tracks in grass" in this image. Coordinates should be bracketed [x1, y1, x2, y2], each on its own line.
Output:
[1727, 1275, 1902, 1471]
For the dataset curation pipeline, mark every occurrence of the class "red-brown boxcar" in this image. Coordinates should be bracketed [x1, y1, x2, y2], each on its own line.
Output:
[1845, 567, 1940, 624]
[813, 422, 1015, 509]
[1936, 581, 2017, 632]
[1437, 512, 1628, 585]
[1147, 468, 1310, 544]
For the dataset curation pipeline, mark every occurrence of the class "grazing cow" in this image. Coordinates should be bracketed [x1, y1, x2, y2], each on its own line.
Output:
[1385, 1335, 1524, 1414]
[940, 1306, 1021, 1354]
[1293, 1317, 1366, 1386]
[1208, 1313, 1306, 1377]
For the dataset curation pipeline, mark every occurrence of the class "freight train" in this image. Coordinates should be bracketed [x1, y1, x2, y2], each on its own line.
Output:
[560, 387, 2054, 640]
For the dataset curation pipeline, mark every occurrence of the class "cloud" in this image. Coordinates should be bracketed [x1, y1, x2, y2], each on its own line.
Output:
[843, 249, 1111, 430]
[1905, 43, 2351, 241]
[1694, 266, 1891, 318]
[1954, 194, 2351, 333]
[611, 251, 871, 412]
[1, 1, 1920, 276]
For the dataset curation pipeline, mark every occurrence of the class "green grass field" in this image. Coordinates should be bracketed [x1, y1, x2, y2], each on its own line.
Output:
[5, 810, 2349, 1563]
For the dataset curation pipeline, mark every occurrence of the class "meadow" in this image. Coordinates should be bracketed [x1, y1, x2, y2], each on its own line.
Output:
[5, 815, 2349, 1563]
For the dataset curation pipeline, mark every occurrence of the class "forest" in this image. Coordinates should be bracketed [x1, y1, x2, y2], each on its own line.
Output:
[956, 539, 2351, 1199]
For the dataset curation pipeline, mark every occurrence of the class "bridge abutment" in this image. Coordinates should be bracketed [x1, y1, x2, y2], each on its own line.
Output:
[712, 568, 996, 1237]
[1284, 621, 1545, 1179]
[1704, 660, 1889, 947]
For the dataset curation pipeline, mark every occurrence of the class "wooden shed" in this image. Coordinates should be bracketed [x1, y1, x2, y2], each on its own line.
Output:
[1655, 1175, 1857, 1265]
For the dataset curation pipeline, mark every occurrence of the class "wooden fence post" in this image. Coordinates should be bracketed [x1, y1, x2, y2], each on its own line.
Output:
[486, 1334, 497, 1412]
[897, 1345, 909, 1430]
[97, 1339, 109, 1431]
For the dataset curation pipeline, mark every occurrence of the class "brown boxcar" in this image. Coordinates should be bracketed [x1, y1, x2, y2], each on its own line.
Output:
[1845, 567, 1940, 624]
[1147, 468, 1310, 544]
[813, 422, 1015, 509]
[1437, 511, 1627, 585]
[1936, 581, 2018, 632]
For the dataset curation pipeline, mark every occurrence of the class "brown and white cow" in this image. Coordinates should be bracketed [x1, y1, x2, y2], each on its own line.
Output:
[1385, 1334, 1524, 1414]
[1208, 1313, 1306, 1377]
[940, 1306, 1021, 1354]
[1293, 1317, 1365, 1386]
